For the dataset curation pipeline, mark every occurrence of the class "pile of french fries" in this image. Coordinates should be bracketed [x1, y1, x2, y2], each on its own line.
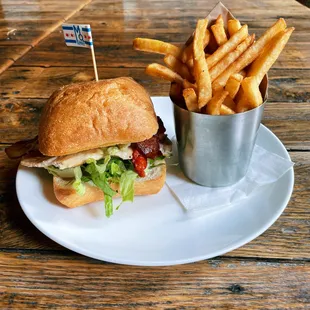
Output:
[133, 15, 294, 115]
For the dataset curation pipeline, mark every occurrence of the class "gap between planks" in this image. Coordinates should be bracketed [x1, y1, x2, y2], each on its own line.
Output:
[1, 247, 309, 263]
[0, 0, 93, 76]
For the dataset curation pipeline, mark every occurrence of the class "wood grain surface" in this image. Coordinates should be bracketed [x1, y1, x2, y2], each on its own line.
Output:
[0, 0, 92, 74]
[0, 0, 309, 308]
[1, 252, 310, 309]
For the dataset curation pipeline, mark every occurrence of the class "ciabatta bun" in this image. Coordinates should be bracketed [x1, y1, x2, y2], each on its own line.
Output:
[39, 77, 158, 156]
[53, 164, 166, 208]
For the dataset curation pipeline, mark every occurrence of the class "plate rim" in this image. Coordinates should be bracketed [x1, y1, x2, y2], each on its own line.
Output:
[16, 104, 294, 266]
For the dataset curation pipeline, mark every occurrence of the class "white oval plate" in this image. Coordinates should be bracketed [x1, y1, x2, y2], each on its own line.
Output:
[16, 97, 294, 266]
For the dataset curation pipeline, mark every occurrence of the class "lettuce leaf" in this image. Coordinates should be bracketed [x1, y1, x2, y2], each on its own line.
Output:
[85, 155, 111, 174]
[47, 166, 75, 178]
[104, 194, 114, 217]
[84, 157, 117, 197]
[72, 167, 85, 196]
[120, 170, 138, 202]
[147, 156, 166, 169]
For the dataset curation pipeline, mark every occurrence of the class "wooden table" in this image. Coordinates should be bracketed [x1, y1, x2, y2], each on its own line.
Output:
[1, 0, 309, 308]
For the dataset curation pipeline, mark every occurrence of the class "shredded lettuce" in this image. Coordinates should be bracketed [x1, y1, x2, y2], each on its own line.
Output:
[85, 155, 111, 174]
[104, 195, 114, 218]
[47, 166, 75, 178]
[72, 166, 85, 196]
[84, 158, 117, 197]
[120, 170, 138, 202]
[109, 158, 126, 175]
[45, 152, 164, 217]
[147, 156, 166, 169]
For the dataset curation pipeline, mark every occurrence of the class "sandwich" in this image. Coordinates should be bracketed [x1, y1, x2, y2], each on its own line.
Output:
[6, 77, 172, 217]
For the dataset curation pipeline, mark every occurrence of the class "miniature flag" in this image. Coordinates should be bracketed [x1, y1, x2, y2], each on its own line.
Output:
[62, 23, 98, 81]
[62, 24, 93, 48]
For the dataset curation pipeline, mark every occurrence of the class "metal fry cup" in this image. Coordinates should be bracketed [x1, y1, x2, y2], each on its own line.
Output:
[172, 75, 268, 187]
[173, 95, 266, 187]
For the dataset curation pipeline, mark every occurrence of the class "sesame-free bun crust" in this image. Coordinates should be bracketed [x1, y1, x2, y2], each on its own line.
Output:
[39, 77, 158, 156]
[53, 164, 166, 208]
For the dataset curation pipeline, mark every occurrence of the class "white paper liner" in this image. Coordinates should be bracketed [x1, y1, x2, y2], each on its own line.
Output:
[165, 141, 293, 216]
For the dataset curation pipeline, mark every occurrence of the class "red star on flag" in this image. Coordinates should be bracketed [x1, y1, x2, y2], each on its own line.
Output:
[71, 34, 74, 37]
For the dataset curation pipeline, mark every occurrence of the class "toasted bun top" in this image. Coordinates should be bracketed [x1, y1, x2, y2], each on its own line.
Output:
[38, 77, 158, 156]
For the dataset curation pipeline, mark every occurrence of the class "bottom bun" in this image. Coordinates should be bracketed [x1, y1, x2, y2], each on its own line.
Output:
[53, 164, 166, 208]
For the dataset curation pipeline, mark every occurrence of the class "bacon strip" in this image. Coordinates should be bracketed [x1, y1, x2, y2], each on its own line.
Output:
[5, 136, 38, 159]
[134, 116, 167, 160]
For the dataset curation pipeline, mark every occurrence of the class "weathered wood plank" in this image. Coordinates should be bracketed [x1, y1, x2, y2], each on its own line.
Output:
[79, 4, 308, 17]
[0, 67, 168, 98]
[3, 22, 304, 46]
[0, 20, 58, 46]
[0, 98, 43, 141]
[14, 1, 301, 71]
[0, 150, 309, 260]
[1, 252, 309, 309]
[0, 46, 31, 74]
[0, 2, 92, 12]
[0, 59, 13, 75]
[261, 120, 310, 150]
[15, 33, 307, 69]
[0, 0, 93, 75]
[0, 46, 31, 62]
[0, 67, 45, 96]
[1, 67, 309, 104]
[82, 0, 304, 9]
[0, 0, 91, 21]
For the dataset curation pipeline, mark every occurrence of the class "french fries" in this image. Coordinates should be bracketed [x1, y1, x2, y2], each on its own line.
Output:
[183, 79, 197, 91]
[181, 29, 210, 64]
[210, 34, 254, 82]
[133, 38, 181, 58]
[186, 58, 194, 75]
[193, 19, 212, 108]
[211, 15, 228, 46]
[164, 54, 193, 81]
[145, 63, 183, 84]
[206, 90, 229, 115]
[206, 31, 218, 54]
[183, 88, 199, 112]
[207, 24, 248, 69]
[220, 104, 235, 115]
[248, 27, 294, 83]
[223, 95, 236, 111]
[225, 73, 243, 99]
[228, 19, 241, 37]
[134, 14, 293, 115]
[212, 18, 287, 90]
[235, 94, 249, 113]
[239, 69, 247, 78]
[238, 76, 263, 111]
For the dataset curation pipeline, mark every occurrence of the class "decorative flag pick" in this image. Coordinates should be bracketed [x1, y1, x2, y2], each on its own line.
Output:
[62, 24, 99, 81]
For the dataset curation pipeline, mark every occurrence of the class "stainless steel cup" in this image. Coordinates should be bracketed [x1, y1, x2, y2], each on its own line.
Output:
[173, 101, 265, 187]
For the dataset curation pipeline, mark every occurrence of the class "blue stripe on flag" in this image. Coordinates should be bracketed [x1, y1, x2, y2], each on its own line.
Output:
[62, 26, 73, 30]
[65, 39, 77, 43]
[85, 41, 93, 46]
[82, 27, 91, 32]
